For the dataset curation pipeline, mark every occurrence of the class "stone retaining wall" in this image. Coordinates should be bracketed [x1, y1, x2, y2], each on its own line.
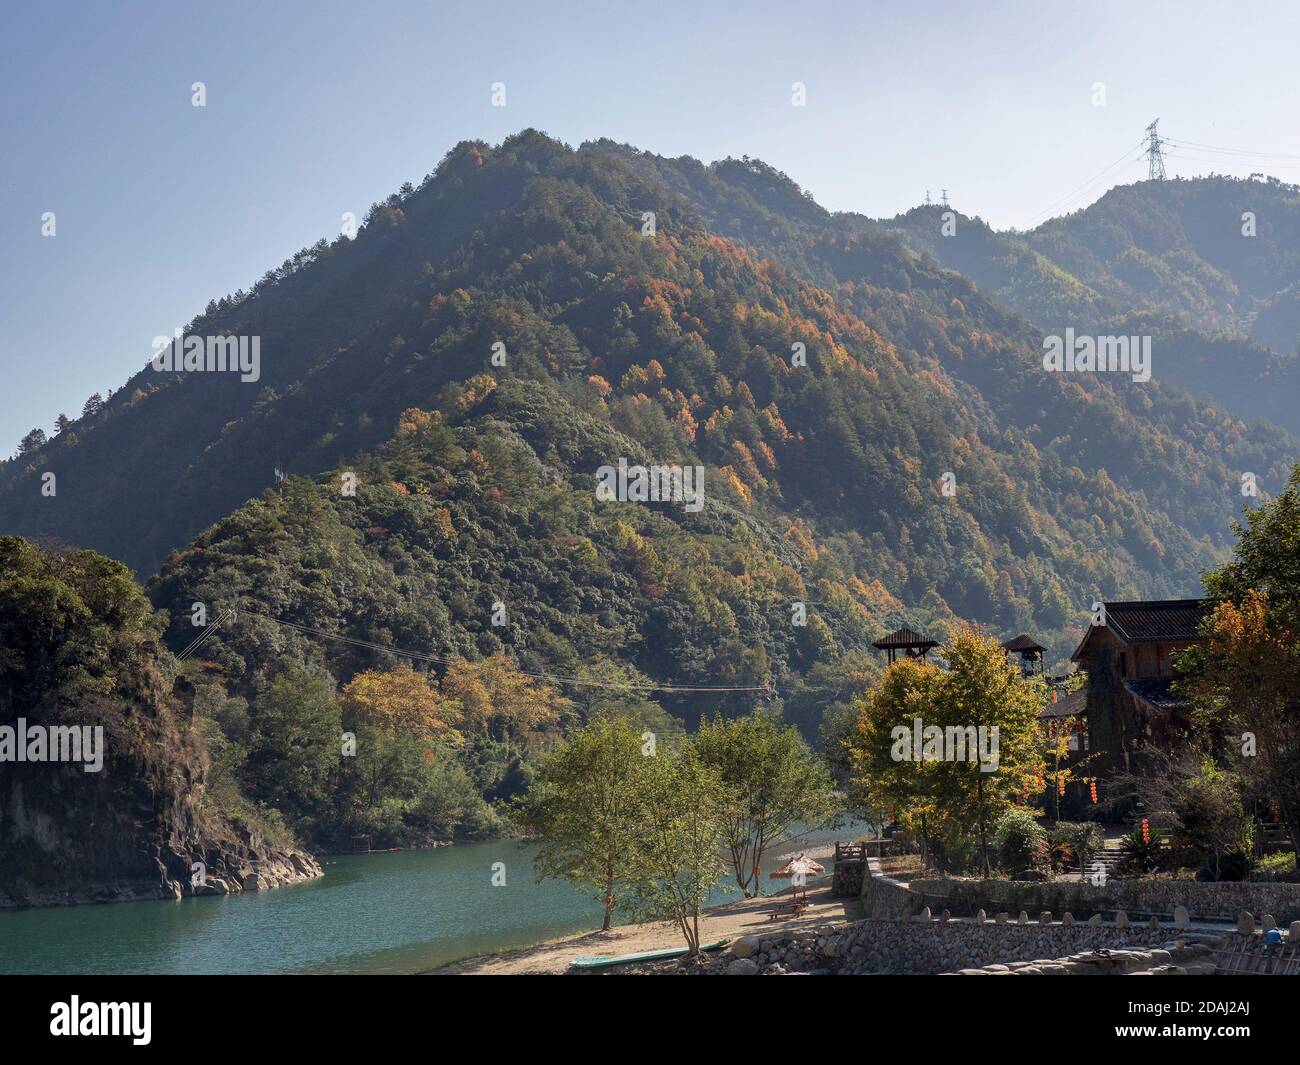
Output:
[948, 939, 1219, 976]
[860, 857, 915, 918]
[727, 917, 1218, 975]
[910, 876, 1300, 923]
[832, 862, 864, 897]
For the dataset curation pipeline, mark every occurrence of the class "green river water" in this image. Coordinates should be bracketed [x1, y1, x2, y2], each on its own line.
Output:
[0, 826, 857, 974]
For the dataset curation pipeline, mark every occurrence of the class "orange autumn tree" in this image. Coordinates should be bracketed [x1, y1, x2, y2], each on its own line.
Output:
[1182, 463, 1300, 863]
[341, 665, 462, 743]
[1182, 592, 1300, 862]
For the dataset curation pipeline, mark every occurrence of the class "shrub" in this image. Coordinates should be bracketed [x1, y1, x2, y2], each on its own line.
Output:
[1051, 821, 1103, 874]
[993, 810, 1048, 874]
[1194, 851, 1252, 882]
[1045, 836, 1075, 875]
[1252, 852, 1297, 881]
[1119, 824, 1169, 876]
[1171, 762, 1253, 876]
[932, 825, 980, 875]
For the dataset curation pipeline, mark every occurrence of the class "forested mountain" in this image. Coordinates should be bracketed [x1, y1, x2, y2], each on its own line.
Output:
[4, 132, 1298, 810]
[1024, 176, 1300, 344]
[881, 178, 1300, 432]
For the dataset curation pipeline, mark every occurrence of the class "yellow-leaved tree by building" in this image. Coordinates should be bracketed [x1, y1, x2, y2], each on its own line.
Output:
[847, 626, 1045, 878]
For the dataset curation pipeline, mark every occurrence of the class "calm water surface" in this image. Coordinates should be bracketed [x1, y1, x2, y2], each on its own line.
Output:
[0, 825, 858, 974]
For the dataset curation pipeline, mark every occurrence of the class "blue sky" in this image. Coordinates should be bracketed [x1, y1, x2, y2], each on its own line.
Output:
[4, 0, 1299, 455]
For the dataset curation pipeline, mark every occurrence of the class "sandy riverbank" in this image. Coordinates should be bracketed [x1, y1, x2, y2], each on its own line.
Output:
[433, 841, 859, 975]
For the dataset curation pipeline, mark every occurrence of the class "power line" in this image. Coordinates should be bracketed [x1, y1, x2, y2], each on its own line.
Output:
[1164, 137, 1300, 162]
[176, 608, 234, 661]
[234, 608, 779, 694]
[1164, 148, 1300, 172]
[1020, 135, 1147, 229]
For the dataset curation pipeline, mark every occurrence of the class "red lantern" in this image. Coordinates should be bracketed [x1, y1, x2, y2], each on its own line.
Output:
[1141, 818, 1150, 844]
[1058, 775, 1066, 796]
[1089, 781, 1098, 804]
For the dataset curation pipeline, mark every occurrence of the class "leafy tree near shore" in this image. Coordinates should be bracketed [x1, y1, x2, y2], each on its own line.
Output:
[695, 712, 837, 897]
[929, 628, 1046, 877]
[525, 717, 651, 931]
[440, 654, 570, 746]
[846, 657, 947, 866]
[244, 667, 341, 836]
[341, 665, 462, 742]
[626, 743, 727, 956]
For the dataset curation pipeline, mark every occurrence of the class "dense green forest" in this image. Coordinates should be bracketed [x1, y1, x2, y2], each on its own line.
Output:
[3, 131, 1298, 850]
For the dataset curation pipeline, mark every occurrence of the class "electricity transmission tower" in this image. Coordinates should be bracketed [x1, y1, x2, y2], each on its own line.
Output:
[1144, 119, 1167, 180]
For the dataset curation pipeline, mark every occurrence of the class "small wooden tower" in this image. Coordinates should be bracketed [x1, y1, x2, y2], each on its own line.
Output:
[1002, 634, 1046, 675]
[873, 627, 939, 665]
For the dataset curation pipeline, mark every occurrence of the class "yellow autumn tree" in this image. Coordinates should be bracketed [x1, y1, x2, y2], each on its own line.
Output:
[441, 654, 568, 743]
[341, 666, 462, 742]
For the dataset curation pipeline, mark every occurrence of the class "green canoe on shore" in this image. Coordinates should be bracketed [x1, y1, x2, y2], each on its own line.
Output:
[570, 938, 732, 969]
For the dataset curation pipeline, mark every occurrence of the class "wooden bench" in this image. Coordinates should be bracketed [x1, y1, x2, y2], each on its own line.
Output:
[767, 897, 810, 921]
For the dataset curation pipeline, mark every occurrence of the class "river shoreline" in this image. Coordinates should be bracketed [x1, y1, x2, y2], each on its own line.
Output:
[0, 830, 860, 974]
[428, 840, 854, 975]
[0, 847, 323, 913]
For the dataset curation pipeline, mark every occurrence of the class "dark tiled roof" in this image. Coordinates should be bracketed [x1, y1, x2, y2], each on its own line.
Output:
[1003, 633, 1046, 653]
[873, 627, 938, 649]
[1072, 599, 1212, 659]
[1123, 678, 1190, 711]
[1038, 686, 1087, 720]
[1104, 599, 1210, 644]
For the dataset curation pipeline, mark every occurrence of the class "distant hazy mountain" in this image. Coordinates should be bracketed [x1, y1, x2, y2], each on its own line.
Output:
[881, 176, 1300, 432]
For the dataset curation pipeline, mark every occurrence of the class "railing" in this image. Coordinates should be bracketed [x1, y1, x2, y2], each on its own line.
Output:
[834, 842, 868, 863]
[1214, 940, 1300, 975]
[1253, 825, 1292, 857]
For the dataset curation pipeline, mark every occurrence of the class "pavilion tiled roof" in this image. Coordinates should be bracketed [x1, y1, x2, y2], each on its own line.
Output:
[1002, 633, 1046, 653]
[873, 627, 938, 650]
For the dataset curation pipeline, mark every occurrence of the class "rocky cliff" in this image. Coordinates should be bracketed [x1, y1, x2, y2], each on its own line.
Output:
[0, 536, 322, 910]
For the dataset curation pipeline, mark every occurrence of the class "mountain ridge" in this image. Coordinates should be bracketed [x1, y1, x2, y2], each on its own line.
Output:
[3, 131, 1297, 683]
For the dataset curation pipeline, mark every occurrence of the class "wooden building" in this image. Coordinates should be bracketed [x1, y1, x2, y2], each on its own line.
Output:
[1070, 599, 1211, 779]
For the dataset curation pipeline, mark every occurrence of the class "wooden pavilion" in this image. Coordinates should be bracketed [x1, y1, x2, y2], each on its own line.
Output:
[872, 626, 939, 665]
[1002, 633, 1046, 675]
